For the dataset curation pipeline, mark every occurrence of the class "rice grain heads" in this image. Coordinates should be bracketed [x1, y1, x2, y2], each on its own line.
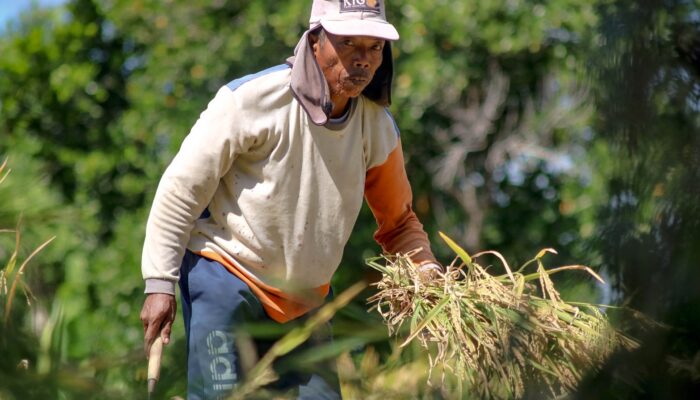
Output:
[367, 232, 639, 399]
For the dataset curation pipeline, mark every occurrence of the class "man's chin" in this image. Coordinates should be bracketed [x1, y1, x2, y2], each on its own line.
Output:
[343, 86, 366, 99]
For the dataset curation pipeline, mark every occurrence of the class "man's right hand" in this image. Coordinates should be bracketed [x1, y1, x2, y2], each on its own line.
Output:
[140, 293, 177, 357]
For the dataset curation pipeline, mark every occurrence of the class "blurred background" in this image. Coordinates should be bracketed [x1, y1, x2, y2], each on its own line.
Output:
[0, 0, 698, 398]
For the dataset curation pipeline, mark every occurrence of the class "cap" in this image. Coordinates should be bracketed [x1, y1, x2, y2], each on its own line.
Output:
[309, 0, 399, 41]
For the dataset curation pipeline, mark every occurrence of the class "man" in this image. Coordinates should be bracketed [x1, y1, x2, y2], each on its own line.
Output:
[140, 0, 440, 398]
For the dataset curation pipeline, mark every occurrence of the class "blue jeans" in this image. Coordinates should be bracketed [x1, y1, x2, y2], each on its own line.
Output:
[179, 251, 341, 400]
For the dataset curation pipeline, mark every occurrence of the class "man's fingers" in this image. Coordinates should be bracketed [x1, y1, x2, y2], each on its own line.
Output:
[161, 319, 173, 345]
[140, 293, 176, 355]
[140, 309, 149, 333]
[417, 262, 443, 280]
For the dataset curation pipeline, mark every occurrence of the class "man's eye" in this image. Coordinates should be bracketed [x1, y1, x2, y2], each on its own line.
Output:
[343, 40, 354, 46]
[372, 44, 383, 51]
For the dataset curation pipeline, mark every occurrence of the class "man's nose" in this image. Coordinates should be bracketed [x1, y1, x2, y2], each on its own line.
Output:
[353, 50, 370, 69]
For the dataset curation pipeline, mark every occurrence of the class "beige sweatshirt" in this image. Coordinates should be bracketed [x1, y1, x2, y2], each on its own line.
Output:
[142, 65, 435, 322]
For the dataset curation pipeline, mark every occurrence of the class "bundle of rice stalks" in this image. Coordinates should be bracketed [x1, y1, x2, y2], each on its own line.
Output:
[368, 232, 639, 399]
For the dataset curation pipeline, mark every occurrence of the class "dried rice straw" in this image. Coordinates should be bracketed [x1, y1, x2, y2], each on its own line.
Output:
[367, 232, 639, 399]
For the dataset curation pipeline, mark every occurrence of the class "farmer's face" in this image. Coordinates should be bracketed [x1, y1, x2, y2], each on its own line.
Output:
[312, 31, 385, 101]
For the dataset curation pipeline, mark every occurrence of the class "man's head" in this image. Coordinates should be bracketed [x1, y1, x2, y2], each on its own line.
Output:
[310, 29, 385, 103]
[307, 0, 399, 114]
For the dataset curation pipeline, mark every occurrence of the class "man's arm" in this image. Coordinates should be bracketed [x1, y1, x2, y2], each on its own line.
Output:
[142, 87, 244, 294]
[140, 86, 255, 351]
[364, 139, 438, 266]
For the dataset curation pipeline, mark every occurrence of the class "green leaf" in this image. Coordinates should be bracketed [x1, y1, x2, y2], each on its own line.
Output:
[400, 296, 451, 347]
[438, 231, 473, 265]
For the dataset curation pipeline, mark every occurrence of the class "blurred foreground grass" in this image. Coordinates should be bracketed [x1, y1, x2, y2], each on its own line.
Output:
[0, 157, 437, 399]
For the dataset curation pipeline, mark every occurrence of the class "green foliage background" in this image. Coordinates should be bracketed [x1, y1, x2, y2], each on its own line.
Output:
[1, 0, 698, 398]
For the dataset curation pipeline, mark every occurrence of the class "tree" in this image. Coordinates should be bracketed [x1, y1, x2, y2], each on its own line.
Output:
[577, 0, 700, 397]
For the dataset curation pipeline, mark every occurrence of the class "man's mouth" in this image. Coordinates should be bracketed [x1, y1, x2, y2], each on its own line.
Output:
[347, 75, 369, 84]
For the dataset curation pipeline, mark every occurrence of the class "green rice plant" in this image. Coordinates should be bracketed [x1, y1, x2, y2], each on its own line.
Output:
[337, 341, 466, 399]
[0, 160, 55, 326]
[0, 221, 54, 327]
[0, 160, 102, 398]
[368, 231, 640, 399]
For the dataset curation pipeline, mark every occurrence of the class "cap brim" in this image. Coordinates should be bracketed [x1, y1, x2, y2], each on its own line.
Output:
[320, 19, 399, 41]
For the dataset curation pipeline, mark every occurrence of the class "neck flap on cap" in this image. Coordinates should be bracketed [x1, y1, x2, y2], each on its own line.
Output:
[287, 29, 394, 126]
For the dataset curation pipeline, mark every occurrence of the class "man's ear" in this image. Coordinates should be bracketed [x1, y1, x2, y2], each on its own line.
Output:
[309, 31, 320, 53]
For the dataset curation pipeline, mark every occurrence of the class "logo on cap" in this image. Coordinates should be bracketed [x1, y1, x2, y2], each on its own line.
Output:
[340, 0, 381, 14]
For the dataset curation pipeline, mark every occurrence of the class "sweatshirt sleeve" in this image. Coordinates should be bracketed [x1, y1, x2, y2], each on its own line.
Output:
[141, 86, 257, 294]
[364, 139, 436, 264]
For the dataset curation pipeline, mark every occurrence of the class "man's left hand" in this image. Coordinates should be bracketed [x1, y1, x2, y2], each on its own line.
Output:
[417, 262, 443, 283]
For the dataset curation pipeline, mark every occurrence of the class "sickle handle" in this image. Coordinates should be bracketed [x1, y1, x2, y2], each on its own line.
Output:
[147, 336, 164, 395]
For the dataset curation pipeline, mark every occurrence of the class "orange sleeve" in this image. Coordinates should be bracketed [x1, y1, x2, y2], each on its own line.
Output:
[364, 139, 436, 264]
